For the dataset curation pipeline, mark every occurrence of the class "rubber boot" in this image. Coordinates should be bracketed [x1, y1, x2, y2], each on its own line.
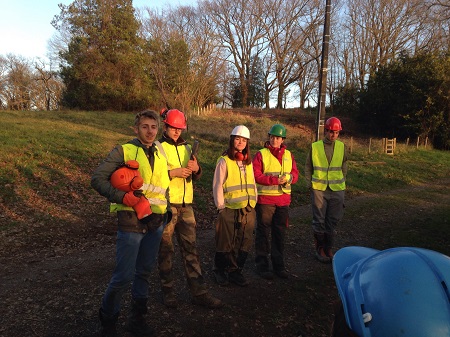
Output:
[324, 232, 335, 259]
[97, 308, 118, 337]
[314, 232, 331, 263]
[213, 252, 229, 286]
[125, 298, 154, 337]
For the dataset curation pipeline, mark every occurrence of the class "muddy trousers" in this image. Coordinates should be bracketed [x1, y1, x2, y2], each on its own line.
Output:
[158, 204, 207, 297]
[214, 207, 256, 273]
[254, 204, 289, 272]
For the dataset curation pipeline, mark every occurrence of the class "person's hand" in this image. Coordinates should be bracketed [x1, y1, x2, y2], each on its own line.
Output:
[122, 190, 143, 207]
[187, 157, 199, 173]
[170, 167, 192, 179]
[278, 174, 288, 185]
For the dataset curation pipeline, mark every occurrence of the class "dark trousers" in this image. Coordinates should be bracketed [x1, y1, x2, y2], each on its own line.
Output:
[255, 204, 289, 271]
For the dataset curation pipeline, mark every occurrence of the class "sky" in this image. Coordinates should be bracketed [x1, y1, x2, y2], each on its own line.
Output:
[0, 0, 196, 59]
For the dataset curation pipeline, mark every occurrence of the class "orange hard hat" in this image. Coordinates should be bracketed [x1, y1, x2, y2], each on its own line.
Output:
[163, 109, 187, 129]
[325, 117, 342, 131]
[110, 162, 143, 191]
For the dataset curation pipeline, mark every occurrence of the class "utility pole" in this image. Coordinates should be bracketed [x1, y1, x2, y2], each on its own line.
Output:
[315, 0, 331, 141]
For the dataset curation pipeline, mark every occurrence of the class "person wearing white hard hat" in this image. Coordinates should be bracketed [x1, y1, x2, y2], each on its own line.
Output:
[331, 246, 450, 337]
[212, 125, 257, 287]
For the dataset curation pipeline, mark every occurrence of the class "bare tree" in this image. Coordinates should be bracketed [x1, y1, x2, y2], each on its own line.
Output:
[203, 0, 266, 107]
[33, 58, 64, 111]
[3, 55, 34, 110]
[260, 0, 322, 109]
[342, 0, 423, 87]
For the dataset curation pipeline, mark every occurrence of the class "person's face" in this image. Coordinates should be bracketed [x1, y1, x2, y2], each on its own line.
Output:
[233, 136, 248, 152]
[326, 129, 340, 142]
[165, 124, 183, 142]
[134, 117, 158, 147]
[269, 135, 284, 148]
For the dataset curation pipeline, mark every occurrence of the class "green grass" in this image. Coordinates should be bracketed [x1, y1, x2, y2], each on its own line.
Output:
[1, 109, 449, 231]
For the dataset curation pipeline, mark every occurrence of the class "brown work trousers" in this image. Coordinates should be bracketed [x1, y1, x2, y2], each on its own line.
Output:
[158, 204, 207, 297]
[214, 206, 256, 273]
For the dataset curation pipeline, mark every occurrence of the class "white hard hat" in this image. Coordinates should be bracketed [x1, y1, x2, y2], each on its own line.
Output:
[230, 125, 250, 139]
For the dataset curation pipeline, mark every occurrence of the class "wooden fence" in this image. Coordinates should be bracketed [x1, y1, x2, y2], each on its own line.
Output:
[343, 136, 430, 155]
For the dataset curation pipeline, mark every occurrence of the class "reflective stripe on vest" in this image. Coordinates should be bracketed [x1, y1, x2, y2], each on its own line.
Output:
[311, 140, 345, 191]
[110, 143, 170, 214]
[221, 156, 257, 209]
[256, 148, 293, 195]
[161, 141, 193, 204]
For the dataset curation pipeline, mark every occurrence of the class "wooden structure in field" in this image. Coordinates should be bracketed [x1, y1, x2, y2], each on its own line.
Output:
[382, 138, 396, 155]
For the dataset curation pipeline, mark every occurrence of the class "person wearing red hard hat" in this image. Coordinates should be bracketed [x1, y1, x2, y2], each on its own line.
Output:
[304, 117, 347, 263]
[157, 109, 222, 309]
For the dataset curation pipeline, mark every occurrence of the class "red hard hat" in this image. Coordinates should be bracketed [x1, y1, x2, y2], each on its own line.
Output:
[325, 117, 342, 131]
[163, 109, 187, 129]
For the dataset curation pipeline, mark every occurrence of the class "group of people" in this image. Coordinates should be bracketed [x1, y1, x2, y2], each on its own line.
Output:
[90, 108, 450, 337]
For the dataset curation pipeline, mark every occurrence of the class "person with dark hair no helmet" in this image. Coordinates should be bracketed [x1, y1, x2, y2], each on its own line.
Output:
[331, 246, 450, 337]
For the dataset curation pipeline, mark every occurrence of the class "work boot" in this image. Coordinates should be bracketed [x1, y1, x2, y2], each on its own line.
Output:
[314, 232, 331, 264]
[228, 270, 249, 287]
[324, 233, 335, 259]
[213, 269, 229, 286]
[97, 308, 118, 337]
[162, 290, 178, 309]
[274, 269, 289, 279]
[192, 292, 223, 309]
[125, 298, 154, 337]
[256, 265, 274, 280]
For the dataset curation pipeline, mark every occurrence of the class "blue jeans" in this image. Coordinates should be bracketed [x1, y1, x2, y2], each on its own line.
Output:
[101, 225, 164, 317]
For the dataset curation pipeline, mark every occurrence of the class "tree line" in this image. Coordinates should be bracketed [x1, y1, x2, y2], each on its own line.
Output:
[0, 0, 448, 148]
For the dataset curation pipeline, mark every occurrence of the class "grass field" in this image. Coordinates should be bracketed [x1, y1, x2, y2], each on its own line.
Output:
[1, 109, 449, 337]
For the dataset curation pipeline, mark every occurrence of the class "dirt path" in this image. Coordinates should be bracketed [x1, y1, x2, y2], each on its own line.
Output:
[1, 179, 449, 337]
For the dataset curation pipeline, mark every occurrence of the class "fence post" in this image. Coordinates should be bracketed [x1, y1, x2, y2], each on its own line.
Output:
[416, 137, 420, 149]
[369, 137, 372, 154]
[425, 137, 428, 149]
[350, 137, 353, 154]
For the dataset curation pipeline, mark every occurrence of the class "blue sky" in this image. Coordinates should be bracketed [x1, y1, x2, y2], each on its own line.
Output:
[0, 0, 196, 59]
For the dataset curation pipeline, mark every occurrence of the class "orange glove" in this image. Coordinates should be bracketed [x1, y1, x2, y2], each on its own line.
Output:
[133, 196, 152, 220]
[122, 191, 142, 207]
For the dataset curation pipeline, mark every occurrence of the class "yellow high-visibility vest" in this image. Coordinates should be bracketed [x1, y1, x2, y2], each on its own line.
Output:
[160, 142, 193, 204]
[221, 156, 257, 209]
[110, 143, 170, 214]
[311, 140, 345, 191]
[256, 148, 293, 195]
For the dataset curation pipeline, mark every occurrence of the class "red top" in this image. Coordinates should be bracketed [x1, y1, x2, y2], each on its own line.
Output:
[252, 142, 299, 206]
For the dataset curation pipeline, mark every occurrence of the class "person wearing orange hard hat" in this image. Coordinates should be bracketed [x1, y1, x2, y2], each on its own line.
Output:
[305, 117, 347, 263]
[157, 109, 222, 309]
